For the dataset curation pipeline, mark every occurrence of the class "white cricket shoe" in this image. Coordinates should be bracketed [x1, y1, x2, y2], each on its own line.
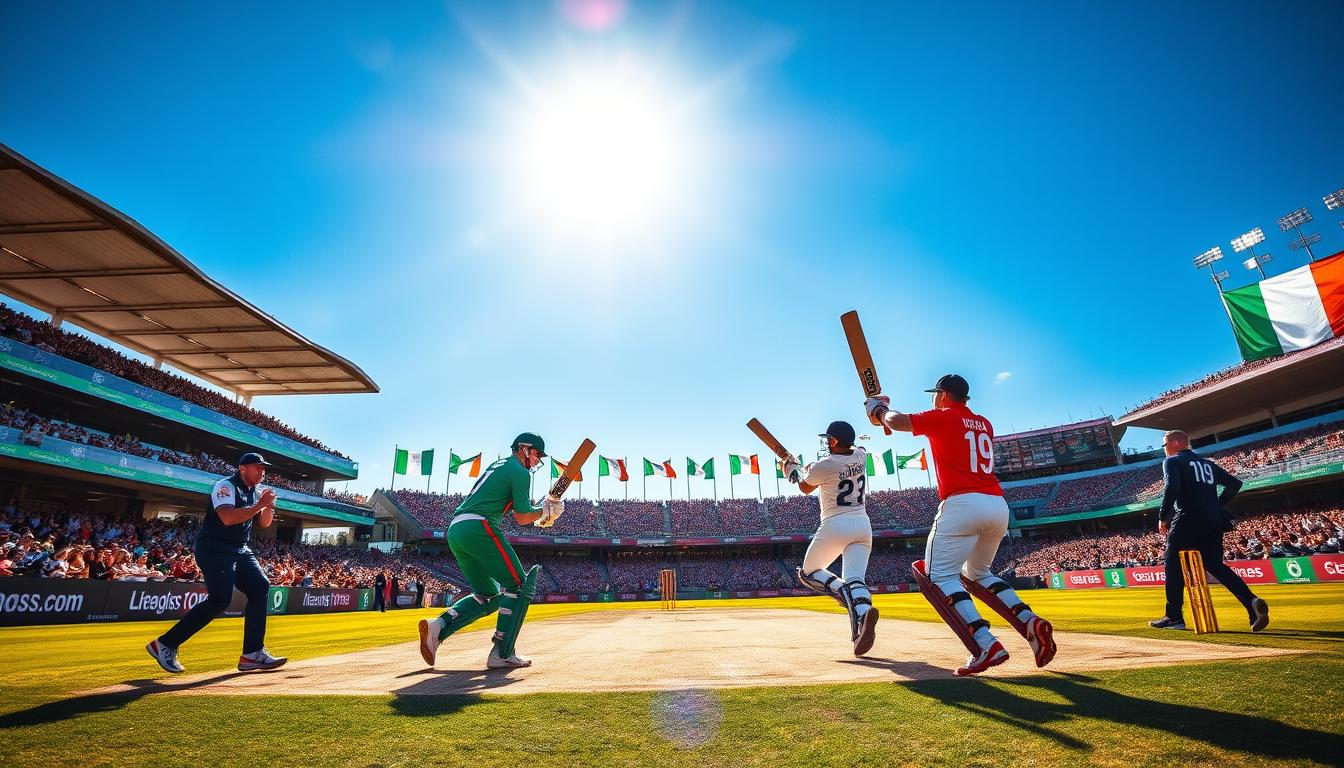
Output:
[486, 645, 532, 669]
[146, 639, 184, 674]
[418, 618, 443, 666]
[238, 647, 287, 671]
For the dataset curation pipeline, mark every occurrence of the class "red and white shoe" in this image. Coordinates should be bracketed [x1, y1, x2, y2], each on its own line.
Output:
[418, 618, 442, 667]
[237, 647, 287, 672]
[955, 640, 1008, 677]
[853, 607, 879, 657]
[1027, 616, 1056, 668]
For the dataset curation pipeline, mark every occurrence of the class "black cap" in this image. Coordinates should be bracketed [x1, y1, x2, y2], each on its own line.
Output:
[820, 420, 856, 446]
[925, 373, 970, 400]
[238, 452, 272, 467]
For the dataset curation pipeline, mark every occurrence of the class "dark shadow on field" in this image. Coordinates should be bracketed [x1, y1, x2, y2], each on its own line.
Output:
[1239, 628, 1344, 641]
[1, 672, 249, 729]
[836, 656, 948, 680]
[388, 666, 520, 714]
[899, 669, 1344, 762]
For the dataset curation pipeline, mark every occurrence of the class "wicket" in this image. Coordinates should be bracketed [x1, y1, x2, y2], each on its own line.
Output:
[659, 568, 677, 611]
[1180, 549, 1219, 634]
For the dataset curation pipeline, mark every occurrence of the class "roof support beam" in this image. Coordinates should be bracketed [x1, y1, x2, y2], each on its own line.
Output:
[64, 300, 235, 313]
[156, 345, 309, 355]
[0, 266, 179, 280]
[119, 325, 270, 336]
[0, 220, 111, 235]
[194, 363, 340, 372]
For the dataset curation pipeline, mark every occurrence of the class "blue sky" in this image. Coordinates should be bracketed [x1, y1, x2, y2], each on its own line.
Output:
[2, 1, 1343, 498]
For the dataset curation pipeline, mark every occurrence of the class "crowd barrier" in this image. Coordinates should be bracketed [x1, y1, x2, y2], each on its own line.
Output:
[0, 578, 443, 626]
[1047, 554, 1344, 589]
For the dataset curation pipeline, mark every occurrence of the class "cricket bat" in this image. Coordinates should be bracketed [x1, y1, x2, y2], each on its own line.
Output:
[547, 438, 596, 499]
[746, 418, 792, 461]
[840, 310, 891, 434]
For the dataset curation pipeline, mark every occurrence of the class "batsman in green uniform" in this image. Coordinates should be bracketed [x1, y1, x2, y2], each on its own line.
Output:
[418, 433, 563, 669]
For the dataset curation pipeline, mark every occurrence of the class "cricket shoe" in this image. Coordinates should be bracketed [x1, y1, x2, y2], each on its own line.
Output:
[487, 645, 532, 669]
[419, 618, 443, 666]
[1148, 616, 1186, 630]
[238, 647, 287, 671]
[1249, 598, 1270, 632]
[1026, 616, 1056, 668]
[146, 639, 184, 674]
[955, 640, 1008, 677]
[853, 607, 879, 657]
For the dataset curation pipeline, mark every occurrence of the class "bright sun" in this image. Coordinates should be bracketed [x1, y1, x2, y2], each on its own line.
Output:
[509, 65, 692, 240]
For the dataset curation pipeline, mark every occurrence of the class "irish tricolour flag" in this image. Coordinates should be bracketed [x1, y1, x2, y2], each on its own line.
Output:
[1222, 250, 1344, 361]
[729, 454, 759, 475]
[599, 456, 628, 481]
[643, 458, 676, 478]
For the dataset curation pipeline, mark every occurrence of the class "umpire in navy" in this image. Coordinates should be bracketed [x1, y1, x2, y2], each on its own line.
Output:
[146, 452, 288, 673]
[1149, 430, 1269, 632]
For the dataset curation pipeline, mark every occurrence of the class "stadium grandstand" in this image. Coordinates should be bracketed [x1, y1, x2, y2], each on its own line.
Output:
[0, 144, 391, 577]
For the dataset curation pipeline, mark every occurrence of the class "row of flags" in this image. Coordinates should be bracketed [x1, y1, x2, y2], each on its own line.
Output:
[394, 447, 926, 480]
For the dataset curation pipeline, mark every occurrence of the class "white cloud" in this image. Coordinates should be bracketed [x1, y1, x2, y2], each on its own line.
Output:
[994, 371, 1012, 385]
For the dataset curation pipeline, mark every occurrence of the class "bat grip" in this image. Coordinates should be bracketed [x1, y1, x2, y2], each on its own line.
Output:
[882, 426, 892, 435]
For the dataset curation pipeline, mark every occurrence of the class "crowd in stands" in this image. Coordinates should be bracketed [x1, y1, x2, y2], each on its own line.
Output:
[765, 495, 820, 534]
[1003, 481, 1055, 503]
[0, 502, 435, 589]
[0, 303, 347, 459]
[599, 499, 668, 537]
[0, 404, 368, 509]
[719, 497, 768, 533]
[866, 488, 940, 529]
[1009, 503, 1344, 577]
[538, 555, 606, 594]
[606, 550, 674, 592]
[1124, 336, 1344, 414]
[668, 499, 724, 536]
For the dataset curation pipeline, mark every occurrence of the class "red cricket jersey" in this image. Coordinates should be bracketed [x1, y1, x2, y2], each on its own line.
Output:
[909, 403, 1004, 500]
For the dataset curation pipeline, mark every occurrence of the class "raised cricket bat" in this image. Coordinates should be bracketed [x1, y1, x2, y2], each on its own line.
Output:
[840, 310, 891, 434]
[547, 438, 596, 499]
[746, 418, 791, 461]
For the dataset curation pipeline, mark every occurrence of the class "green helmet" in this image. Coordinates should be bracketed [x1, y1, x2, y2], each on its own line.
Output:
[511, 432, 546, 457]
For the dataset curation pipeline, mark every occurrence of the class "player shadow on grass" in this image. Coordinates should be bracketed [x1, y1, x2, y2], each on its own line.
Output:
[387, 666, 523, 714]
[0, 672, 252, 729]
[836, 656, 951, 680]
[900, 670, 1343, 762]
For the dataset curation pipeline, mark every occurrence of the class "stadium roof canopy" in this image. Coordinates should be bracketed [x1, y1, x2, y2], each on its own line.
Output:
[1116, 335, 1344, 439]
[0, 143, 378, 398]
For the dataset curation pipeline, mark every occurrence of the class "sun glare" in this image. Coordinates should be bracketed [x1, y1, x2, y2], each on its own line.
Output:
[510, 65, 693, 240]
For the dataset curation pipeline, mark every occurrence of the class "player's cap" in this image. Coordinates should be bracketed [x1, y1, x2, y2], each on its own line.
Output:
[820, 420, 856, 446]
[512, 432, 547, 457]
[238, 452, 272, 466]
[925, 373, 970, 399]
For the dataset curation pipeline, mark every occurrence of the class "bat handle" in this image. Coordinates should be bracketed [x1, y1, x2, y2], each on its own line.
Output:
[882, 426, 892, 436]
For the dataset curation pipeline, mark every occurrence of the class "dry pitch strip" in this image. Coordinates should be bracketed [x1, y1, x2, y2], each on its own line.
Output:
[89, 608, 1298, 697]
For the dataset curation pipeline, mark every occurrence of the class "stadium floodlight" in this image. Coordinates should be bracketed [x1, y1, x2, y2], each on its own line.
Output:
[1230, 227, 1265, 253]
[1325, 188, 1344, 211]
[1193, 246, 1224, 268]
[1277, 207, 1321, 260]
[1243, 253, 1272, 280]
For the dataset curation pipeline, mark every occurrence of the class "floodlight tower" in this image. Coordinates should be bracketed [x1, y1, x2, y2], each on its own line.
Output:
[1277, 207, 1321, 261]
[1193, 246, 1229, 293]
[1230, 228, 1270, 281]
[1325, 188, 1344, 228]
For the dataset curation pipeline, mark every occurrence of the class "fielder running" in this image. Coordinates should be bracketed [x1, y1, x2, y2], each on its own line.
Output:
[417, 433, 563, 669]
[781, 420, 879, 656]
[866, 374, 1056, 676]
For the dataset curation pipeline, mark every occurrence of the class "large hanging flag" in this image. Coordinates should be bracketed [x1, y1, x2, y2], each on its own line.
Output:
[897, 449, 928, 471]
[393, 448, 434, 476]
[598, 455, 628, 481]
[729, 454, 760, 475]
[865, 449, 903, 476]
[688, 457, 716, 479]
[1222, 249, 1344, 361]
[643, 458, 677, 478]
[552, 458, 583, 481]
[448, 451, 482, 477]
[775, 453, 802, 478]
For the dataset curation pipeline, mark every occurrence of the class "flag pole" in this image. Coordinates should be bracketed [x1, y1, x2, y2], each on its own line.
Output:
[643, 462, 647, 502]
[445, 448, 452, 495]
[391, 445, 397, 492]
[774, 458, 781, 497]
[625, 457, 629, 499]
[756, 463, 763, 500]
[729, 460, 735, 499]
[686, 460, 691, 501]
[597, 459, 601, 501]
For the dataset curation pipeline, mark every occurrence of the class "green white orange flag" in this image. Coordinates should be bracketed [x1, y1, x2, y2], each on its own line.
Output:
[729, 454, 759, 475]
[687, 457, 716, 480]
[1222, 249, 1344, 361]
[448, 451, 481, 477]
[552, 458, 583, 481]
[394, 448, 433, 476]
[643, 458, 676, 478]
[897, 449, 927, 470]
[598, 455, 628, 481]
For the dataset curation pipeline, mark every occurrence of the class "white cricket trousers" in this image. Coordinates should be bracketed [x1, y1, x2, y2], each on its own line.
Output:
[802, 511, 872, 581]
[925, 492, 1009, 584]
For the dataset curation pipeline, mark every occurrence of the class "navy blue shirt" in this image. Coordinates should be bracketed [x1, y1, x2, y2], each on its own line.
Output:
[198, 473, 258, 547]
[1159, 449, 1242, 529]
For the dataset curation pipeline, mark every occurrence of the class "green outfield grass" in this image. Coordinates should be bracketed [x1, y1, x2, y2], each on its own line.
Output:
[4, 584, 1342, 768]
